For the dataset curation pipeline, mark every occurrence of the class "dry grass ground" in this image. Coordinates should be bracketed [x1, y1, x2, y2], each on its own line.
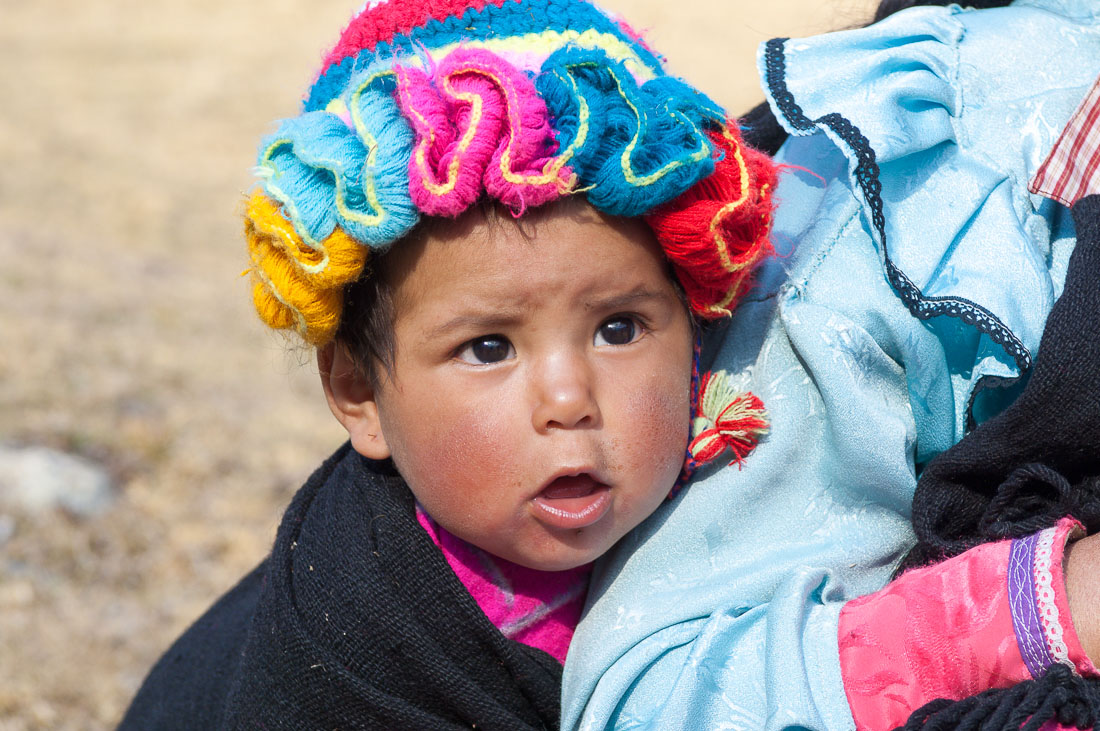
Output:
[1, 0, 874, 727]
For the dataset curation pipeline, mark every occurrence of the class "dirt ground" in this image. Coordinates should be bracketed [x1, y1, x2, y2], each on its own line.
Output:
[0, 0, 875, 727]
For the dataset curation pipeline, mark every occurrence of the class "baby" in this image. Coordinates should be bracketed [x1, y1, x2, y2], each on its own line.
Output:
[120, 0, 774, 727]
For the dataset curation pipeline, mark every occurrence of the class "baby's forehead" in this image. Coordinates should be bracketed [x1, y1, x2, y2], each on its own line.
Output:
[382, 201, 676, 314]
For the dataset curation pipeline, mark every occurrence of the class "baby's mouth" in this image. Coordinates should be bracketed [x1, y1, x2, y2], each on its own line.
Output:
[531, 473, 612, 530]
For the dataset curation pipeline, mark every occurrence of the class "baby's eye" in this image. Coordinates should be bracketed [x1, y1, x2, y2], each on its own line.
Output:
[456, 335, 515, 365]
[594, 316, 640, 347]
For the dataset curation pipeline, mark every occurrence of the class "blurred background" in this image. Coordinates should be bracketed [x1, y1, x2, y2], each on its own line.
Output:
[0, 0, 876, 727]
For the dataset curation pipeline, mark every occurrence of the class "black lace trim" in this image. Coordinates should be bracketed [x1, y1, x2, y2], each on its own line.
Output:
[763, 38, 1031, 424]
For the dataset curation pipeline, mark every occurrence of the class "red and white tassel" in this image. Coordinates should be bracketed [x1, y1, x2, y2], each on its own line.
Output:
[688, 370, 769, 468]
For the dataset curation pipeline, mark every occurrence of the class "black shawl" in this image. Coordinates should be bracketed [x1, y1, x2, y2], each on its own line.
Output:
[119, 444, 562, 730]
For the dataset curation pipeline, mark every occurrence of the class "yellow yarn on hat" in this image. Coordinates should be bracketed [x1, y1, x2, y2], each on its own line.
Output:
[244, 190, 369, 345]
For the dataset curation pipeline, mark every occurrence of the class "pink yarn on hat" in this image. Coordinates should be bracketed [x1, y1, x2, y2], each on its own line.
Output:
[395, 48, 573, 217]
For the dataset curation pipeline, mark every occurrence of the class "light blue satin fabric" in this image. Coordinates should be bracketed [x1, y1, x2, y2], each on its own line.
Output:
[562, 2, 1100, 729]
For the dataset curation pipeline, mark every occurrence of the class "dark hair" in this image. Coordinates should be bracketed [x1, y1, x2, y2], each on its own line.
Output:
[872, 0, 1012, 23]
[335, 255, 397, 387]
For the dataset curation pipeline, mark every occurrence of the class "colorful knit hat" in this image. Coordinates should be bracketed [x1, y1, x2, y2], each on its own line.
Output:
[245, 0, 775, 470]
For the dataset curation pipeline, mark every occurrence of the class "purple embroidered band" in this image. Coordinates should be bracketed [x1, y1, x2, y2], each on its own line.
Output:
[1008, 531, 1057, 679]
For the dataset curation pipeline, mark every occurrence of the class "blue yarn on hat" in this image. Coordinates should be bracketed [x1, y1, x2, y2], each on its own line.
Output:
[257, 70, 418, 250]
[537, 47, 724, 217]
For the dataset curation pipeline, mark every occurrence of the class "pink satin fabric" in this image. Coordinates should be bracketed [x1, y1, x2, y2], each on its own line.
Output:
[838, 519, 1096, 730]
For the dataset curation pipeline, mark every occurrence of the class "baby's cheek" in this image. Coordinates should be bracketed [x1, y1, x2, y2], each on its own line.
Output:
[414, 406, 518, 509]
[624, 380, 691, 478]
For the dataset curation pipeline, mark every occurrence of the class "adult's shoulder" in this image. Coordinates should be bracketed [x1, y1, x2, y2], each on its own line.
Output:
[757, 0, 1100, 438]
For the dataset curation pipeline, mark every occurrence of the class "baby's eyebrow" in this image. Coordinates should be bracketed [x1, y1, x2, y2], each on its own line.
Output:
[420, 287, 670, 339]
[423, 310, 526, 340]
[583, 287, 671, 311]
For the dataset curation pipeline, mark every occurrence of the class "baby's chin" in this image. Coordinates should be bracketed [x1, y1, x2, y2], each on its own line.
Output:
[486, 525, 625, 573]
[511, 551, 601, 573]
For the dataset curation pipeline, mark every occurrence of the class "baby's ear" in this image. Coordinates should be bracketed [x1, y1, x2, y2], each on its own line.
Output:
[318, 343, 392, 460]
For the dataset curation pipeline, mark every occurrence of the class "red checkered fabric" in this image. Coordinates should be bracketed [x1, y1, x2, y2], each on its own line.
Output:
[1030, 75, 1100, 206]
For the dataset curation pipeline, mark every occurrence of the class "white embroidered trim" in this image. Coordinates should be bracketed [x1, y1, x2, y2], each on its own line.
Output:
[1034, 526, 1075, 670]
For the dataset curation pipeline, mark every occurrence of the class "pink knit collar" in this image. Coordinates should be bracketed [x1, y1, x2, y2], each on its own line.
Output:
[416, 506, 591, 664]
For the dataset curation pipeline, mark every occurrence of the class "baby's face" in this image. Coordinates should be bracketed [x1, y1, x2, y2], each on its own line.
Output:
[372, 200, 693, 571]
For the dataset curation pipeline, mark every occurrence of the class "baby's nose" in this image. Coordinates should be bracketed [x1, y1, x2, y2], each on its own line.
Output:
[531, 356, 600, 432]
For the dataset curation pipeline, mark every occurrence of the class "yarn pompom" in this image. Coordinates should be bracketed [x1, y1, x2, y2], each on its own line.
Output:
[244, 191, 368, 345]
[687, 370, 769, 468]
[645, 121, 777, 318]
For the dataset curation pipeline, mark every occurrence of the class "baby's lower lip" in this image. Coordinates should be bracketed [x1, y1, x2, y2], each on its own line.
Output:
[531, 475, 611, 530]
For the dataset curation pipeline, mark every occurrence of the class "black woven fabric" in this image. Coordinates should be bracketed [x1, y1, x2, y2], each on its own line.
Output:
[896, 664, 1100, 731]
[119, 444, 562, 730]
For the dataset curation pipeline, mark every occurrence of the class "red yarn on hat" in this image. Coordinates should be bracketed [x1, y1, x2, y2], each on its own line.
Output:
[646, 122, 777, 319]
